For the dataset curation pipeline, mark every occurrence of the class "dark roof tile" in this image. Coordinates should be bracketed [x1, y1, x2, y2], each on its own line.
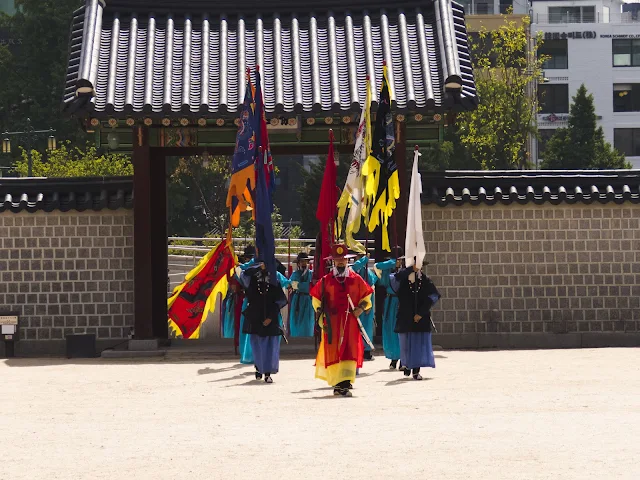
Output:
[0, 177, 134, 213]
[63, 0, 477, 117]
[422, 170, 640, 206]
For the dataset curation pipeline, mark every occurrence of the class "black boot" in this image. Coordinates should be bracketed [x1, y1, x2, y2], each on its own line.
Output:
[255, 365, 262, 380]
[364, 350, 374, 361]
[413, 368, 422, 381]
[403, 366, 411, 377]
[264, 372, 273, 384]
[399, 361, 408, 374]
[333, 380, 353, 397]
[390, 359, 398, 369]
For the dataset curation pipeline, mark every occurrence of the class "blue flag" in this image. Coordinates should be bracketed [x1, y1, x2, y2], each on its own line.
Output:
[252, 69, 277, 283]
[254, 147, 277, 284]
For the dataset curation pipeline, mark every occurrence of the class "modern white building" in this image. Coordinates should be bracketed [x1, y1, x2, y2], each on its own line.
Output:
[531, 0, 640, 167]
[457, 0, 529, 15]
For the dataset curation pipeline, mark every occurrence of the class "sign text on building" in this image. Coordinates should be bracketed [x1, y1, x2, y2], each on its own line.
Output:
[600, 34, 640, 39]
[544, 31, 597, 40]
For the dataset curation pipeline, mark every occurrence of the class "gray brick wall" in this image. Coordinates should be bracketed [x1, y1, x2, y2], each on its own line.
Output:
[423, 203, 640, 342]
[0, 210, 134, 345]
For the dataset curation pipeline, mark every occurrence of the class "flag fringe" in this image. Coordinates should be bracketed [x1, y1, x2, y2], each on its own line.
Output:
[367, 170, 400, 251]
[226, 167, 256, 227]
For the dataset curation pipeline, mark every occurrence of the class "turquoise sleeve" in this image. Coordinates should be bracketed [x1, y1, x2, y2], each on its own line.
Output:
[352, 256, 369, 271]
[277, 271, 291, 288]
[374, 259, 396, 271]
[239, 258, 256, 271]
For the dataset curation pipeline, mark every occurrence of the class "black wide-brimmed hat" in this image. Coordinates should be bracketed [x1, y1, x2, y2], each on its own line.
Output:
[243, 245, 256, 258]
[296, 252, 309, 262]
[382, 246, 404, 261]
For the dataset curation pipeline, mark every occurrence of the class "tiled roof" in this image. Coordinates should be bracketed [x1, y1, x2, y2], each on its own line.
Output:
[0, 177, 134, 213]
[422, 170, 640, 206]
[63, 0, 477, 117]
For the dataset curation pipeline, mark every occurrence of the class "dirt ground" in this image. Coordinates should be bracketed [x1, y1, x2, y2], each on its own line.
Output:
[1, 348, 639, 480]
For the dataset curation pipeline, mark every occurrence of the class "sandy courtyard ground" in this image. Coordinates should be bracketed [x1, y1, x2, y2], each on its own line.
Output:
[1, 348, 639, 480]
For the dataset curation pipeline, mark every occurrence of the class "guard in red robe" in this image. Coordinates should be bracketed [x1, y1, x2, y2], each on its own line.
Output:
[310, 244, 374, 397]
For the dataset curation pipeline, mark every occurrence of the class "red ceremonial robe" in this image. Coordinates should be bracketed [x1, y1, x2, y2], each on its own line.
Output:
[310, 269, 373, 386]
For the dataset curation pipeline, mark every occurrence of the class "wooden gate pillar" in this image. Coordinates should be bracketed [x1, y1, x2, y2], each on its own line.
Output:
[133, 128, 169, 340]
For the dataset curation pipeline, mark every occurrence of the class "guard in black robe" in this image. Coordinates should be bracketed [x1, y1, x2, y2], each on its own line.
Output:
[391, 265, 441, 380]
[240, 263, 287, 383]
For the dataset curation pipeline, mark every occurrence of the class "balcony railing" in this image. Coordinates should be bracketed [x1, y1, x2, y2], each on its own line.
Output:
[534, 12, 640, 25]
[458, 1, 496, 15]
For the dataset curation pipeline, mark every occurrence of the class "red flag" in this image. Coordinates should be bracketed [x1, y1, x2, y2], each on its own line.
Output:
[315, 130, 338, 279]
[167, 241, 236, 339]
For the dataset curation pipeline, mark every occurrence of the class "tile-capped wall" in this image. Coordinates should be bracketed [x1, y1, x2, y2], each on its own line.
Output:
[424, 204, 640, 338]
[0, 210, 134, 345]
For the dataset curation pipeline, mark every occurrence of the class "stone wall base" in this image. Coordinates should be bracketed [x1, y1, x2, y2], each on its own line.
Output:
[2, 333, 639, 357]
[0, 338, 128, 357]
[434, 332, 640, 349]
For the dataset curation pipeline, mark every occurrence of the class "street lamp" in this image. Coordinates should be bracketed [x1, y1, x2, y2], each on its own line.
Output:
[47, 132, 57, 151]
[1, 119, 57, 177]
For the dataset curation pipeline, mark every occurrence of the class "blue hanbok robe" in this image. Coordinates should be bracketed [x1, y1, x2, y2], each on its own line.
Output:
[288, 268, 314, 337]
[375, 259, 401, 360]
[351, 256, 378, 352]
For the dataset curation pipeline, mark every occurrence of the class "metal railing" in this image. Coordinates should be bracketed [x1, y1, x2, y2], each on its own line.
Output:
[458, 1, 496, 15]
[167, 236, 375, 292]
[534, 12, 640, 25]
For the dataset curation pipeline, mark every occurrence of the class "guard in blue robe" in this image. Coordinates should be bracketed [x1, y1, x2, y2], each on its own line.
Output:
[239, 263, 289, 365]
[288, 252, 315, 337]
[375, 257, 403, 369]
[390, 264, 440, 380]
[352, 255, 378, 360]
[239, 263, 288, 383]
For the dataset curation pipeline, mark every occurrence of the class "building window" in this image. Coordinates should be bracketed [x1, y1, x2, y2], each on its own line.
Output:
[582, 6, 596, 22]
[548, 6, 595, 23]
[457, 0, 494, 15]
[476, 2, 492, 14]
[539, 39, 568, 69]
[538, 84, 569, 114]
[538, 129, 557, 158]
[613, 39, 640, 67]
[613, 84, 640, 112]
[614, 129, 640, 156]
[499, 0, 513, 14]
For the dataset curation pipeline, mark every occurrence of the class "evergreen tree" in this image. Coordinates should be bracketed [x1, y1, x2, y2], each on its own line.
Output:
[542, 85, 629, 169]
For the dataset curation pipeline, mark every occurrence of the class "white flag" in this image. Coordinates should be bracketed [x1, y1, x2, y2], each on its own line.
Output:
[337, 79, 371, 254]
[405, 148, 426, 268]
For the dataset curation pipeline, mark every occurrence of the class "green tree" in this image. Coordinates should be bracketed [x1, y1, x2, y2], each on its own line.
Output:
[420, 125, 481, 171]
[541, 85, 629, 169]
[297, 156, 349, 238]
[167, 155, 231, 237]
[0, 1, 85, 143]
[456, 14, 545, 169]
[13, 144, 133, 177]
